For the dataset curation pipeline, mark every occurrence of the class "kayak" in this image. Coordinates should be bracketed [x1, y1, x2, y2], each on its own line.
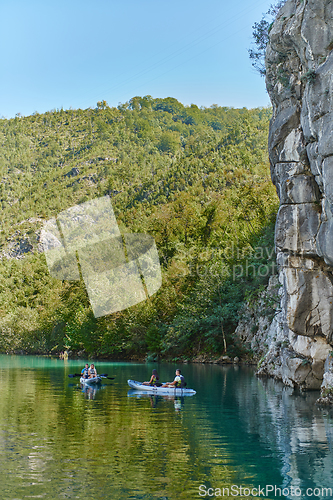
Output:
[80, 376, 102, 385]
[127, 389, 195, 398]
[127, 379, 196, 395]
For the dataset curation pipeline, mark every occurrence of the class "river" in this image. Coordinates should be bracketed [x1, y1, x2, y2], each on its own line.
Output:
[0, 355, 332, 499]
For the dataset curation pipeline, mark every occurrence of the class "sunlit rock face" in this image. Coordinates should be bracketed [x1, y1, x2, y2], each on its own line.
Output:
[258, 0, 333, 392]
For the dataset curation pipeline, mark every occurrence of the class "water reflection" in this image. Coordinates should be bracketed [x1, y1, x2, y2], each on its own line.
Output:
[127, 390, 186, 411]
[231, 371, 333, 497]
[68, 381, 110, 400]
[81, 384, 104, 400]
[0, 356, 333, 500]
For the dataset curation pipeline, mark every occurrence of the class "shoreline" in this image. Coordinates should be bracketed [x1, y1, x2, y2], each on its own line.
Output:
[0, 349, 258, 366]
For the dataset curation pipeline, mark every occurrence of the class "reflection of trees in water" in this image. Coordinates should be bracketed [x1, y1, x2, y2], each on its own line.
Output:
[0, 367, 245, 500]
[5, 361, 331, 498]
[234, 373, 333, 491]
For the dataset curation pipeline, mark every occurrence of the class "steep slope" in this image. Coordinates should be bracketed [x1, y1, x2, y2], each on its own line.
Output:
[0, 100, 278, 357]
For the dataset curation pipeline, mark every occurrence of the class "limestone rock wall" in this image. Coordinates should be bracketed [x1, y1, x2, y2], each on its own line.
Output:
[235, 275, 281, 361]
[259, 0, 333, 392]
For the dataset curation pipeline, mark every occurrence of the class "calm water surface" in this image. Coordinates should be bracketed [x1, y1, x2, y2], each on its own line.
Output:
[0, 356, 332, 500]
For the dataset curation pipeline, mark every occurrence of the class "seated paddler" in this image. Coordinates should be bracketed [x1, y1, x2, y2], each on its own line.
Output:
[81, 363, 89, 379]
[88, 363, 97, 378]
[142, 369, 161, 386]
[162, 369, 186, 388]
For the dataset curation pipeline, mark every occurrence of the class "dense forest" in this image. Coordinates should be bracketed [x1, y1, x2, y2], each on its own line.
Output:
[0, 96, 279, 360]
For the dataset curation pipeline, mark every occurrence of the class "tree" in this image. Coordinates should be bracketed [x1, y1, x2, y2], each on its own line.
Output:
[96, 100, 108, 110]
[157, 131, 180, 154]
[128, 96, 141, 110]
[0, 98, 277, 359]
[249, 1, 287, 76]
[173, 193, 199, 246]
[153, 97, 184, 115]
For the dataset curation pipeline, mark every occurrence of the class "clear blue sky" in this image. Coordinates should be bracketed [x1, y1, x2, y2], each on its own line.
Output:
[0, 0, 273, 118]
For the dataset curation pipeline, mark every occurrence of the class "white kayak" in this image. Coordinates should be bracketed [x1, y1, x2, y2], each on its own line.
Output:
[80, 376, 102, 385]
[127, 379, 196, 395]
[127, 389, 195, 398]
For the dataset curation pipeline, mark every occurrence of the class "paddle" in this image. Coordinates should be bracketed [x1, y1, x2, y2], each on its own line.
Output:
[100, 374, 115, 380]
[68, 373, 115, 380]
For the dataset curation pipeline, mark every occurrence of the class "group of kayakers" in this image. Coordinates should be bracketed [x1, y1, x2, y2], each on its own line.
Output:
[142, 368, 186, 388]
[79, 365, 186, 387]
[81, 363, 97, 379]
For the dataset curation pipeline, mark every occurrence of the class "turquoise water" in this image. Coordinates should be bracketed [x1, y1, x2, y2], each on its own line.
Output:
[0, 356, 332, 499]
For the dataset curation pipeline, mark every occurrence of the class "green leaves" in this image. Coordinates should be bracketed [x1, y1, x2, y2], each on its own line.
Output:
[157, 131, 180, 154]
[0, 99, 277, 358]
[249, 1, 287, 76]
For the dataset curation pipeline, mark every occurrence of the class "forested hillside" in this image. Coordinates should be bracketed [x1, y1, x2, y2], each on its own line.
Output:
[0, 96, 278, 359]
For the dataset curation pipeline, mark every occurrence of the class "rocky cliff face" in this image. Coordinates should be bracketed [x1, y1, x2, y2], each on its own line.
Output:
[0, 218, 43, 260]
[258, 0, 333, 393]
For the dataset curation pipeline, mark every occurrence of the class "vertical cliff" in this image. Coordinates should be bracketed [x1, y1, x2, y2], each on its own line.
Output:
[258, 0, 333, 392]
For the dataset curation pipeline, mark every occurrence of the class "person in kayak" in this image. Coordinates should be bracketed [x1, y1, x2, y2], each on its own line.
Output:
[81, 363, 89, 379]
[88, 363, 97, 378]
[162, 369, 185, 388]
[142, 369, 161, 386]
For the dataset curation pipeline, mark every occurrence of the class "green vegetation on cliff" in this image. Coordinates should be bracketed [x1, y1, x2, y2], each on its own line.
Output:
[249, 0, 287, 76]
[0, 97, 278, 358]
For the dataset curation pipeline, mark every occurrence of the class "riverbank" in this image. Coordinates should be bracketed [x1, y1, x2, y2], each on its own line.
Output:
[0, 348, 257, 366]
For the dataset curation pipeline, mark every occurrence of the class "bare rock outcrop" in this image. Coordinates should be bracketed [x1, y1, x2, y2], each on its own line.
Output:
[0, 218, 44, 260]
[235, 275, 281, 361]
[259, 0, 333, 394]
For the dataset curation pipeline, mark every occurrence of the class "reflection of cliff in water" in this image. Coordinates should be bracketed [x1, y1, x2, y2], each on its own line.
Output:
[234, 371, 333, 492]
